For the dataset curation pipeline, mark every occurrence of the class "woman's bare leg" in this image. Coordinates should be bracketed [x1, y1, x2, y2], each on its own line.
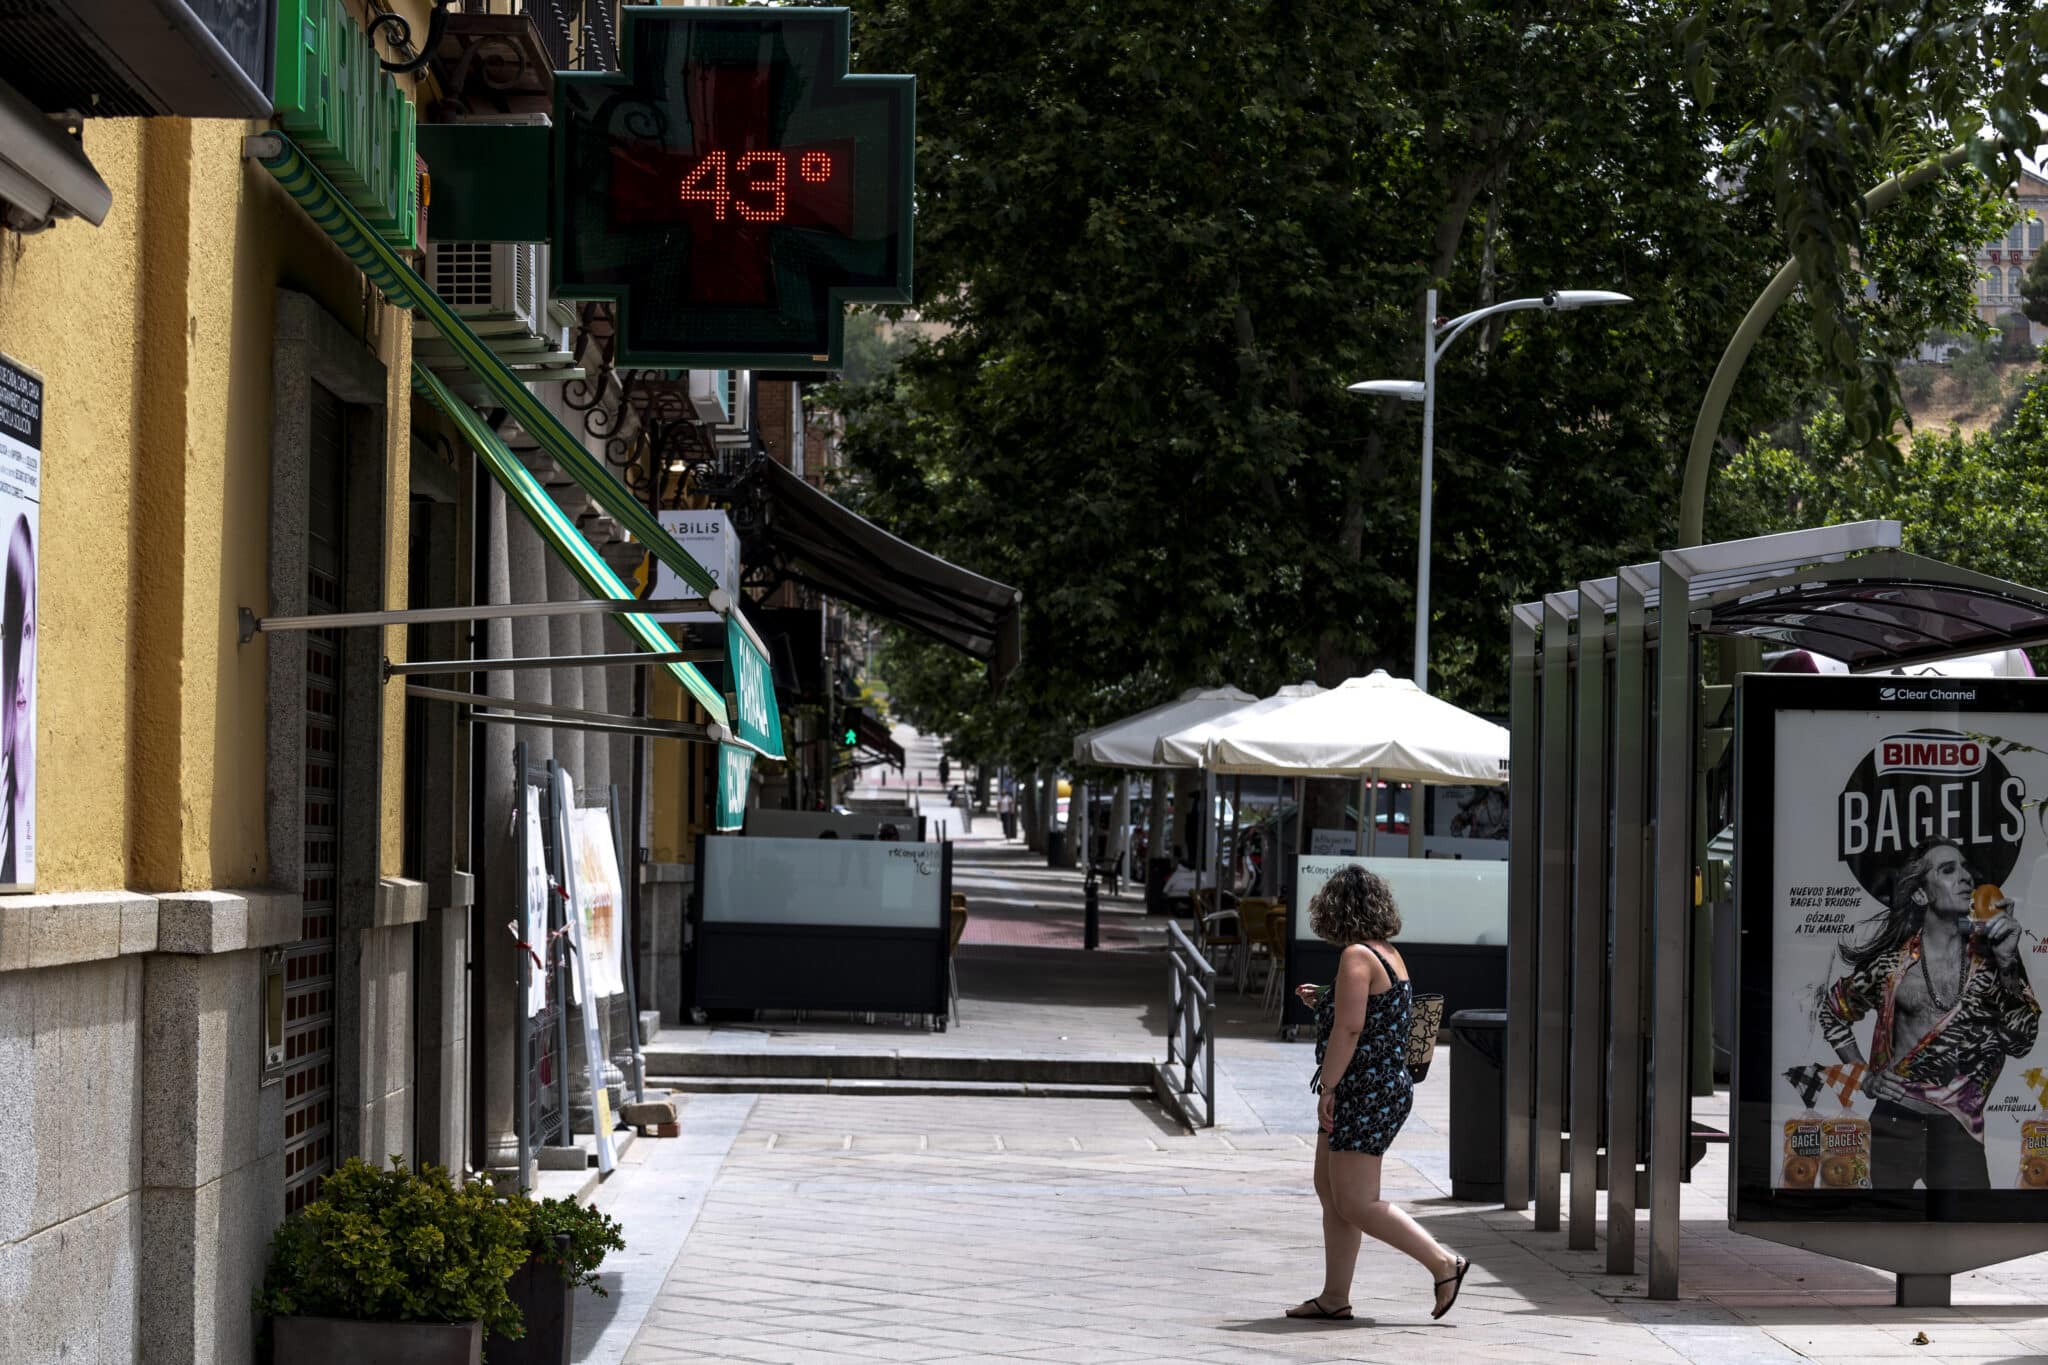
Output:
[1327, 1149, 1459, 1305]
[1314, 1136, 1361, 1307]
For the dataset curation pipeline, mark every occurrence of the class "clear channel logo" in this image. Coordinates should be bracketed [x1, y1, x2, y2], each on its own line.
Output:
[1875, 684, 1977, 703]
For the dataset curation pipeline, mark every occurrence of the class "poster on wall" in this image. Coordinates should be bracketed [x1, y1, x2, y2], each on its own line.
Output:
[570, 808, 627, 1000]
[1738, 674, 2048, 1223]
[522, 787, 550, 1017]
[0, 353, 39, 892]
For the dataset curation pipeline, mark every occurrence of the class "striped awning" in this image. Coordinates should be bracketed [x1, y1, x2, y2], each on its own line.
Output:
[253, 129, 783, 758]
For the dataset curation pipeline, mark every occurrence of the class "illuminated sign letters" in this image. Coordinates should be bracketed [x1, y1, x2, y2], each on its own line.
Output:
[553, 7, 915, 369]
[274, 0, 419, 251]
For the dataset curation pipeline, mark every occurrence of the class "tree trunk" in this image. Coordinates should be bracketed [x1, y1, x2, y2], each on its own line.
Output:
[1021, 769, 1045, 852]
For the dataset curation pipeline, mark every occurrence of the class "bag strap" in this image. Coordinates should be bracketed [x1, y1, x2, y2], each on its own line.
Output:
[1360, 942, 1403, 988]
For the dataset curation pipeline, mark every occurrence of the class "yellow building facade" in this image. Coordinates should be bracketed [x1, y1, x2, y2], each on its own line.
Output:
[0, 6, 443, 1360]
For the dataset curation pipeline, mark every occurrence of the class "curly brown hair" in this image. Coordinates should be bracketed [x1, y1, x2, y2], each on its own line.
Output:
[1308, 864, 1402, 944]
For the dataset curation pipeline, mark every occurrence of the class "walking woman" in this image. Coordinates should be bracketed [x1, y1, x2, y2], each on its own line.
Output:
[1286, 865, 1468, 1322]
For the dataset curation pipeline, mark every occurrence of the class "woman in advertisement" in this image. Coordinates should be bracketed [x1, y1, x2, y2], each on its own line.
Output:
[0, 514, 32, 886]
[1819, 839, 2040, 1188]
[1286, 866, 1468, 1322]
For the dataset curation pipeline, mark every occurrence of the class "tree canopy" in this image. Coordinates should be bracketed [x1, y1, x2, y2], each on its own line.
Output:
[825, 0, 2008, 767]
[1712, 379, 2048, 600]
[1683, 2, 2048, 449]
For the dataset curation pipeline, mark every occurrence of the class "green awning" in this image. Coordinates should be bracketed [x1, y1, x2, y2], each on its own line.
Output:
[254, 128, 785, 759]
[412, 363, 728, 720]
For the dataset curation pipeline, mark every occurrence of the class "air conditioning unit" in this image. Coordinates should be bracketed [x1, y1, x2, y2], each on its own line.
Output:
[686, 370, 732, 425]
[427, 241, 547, 334]
[418, 236, 579, 394]
[0, 0, 271, 117]
[713, 369, 753, 447]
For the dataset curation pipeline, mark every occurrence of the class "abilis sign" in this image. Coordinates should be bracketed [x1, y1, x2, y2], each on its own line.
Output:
[553, 7, 914, 370]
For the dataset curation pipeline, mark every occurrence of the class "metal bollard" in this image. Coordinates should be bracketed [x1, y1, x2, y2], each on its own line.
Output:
[1084, 873, 1100, 950]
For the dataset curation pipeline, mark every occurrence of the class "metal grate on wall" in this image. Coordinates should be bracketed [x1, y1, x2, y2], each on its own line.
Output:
[429, 240, 498, 311]
[284, 384, 346, 1215]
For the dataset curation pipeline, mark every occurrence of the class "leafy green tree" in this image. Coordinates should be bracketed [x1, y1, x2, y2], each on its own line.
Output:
[1711, 377, 2048, 595]
[2024, 247, 2048, 331]
[829, 0, 2009, 766]
[1683, 3, 2048, 449]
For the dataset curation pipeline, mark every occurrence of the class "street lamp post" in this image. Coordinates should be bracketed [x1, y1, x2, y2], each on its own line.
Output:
[1349, 287, 1632, 693]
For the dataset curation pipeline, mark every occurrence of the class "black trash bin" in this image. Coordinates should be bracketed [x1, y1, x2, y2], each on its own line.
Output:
[1448, 1008, 1507, 1202]
[1145, 856, 1174, 916]
[1046, 830, 1067, 866]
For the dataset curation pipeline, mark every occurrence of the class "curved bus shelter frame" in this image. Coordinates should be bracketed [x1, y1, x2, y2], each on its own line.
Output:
[1506, 520, 2048, 1303]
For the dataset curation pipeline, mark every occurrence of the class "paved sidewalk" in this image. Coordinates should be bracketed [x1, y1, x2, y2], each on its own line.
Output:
[620, 1090, 2048, 1364]
[608, 835, 2048, 1362]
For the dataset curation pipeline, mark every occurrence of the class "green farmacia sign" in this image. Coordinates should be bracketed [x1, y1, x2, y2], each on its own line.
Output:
[274, 0, 418, 252]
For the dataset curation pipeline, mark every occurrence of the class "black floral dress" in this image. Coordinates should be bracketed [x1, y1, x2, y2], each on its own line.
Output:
[1311, 944, 1414, 1155]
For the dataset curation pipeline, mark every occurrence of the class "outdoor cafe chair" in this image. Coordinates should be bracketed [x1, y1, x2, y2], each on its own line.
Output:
[1258, 908, 1290, 1016]
[1235, 897, 1281, 996]
[1191, 888, 1246, 990]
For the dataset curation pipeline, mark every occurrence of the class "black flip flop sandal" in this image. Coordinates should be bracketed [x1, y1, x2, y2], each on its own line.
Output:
[1430, 1255, 1469, 1320]
[1286, 1295, 1353, 1320]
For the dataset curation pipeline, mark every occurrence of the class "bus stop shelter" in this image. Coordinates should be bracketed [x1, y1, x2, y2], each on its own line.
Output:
[1506, 519, 2048, 1301]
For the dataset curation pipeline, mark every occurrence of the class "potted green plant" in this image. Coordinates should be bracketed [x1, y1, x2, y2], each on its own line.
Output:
[486, 1197, 626, 1365]
[255, 1158, 530, 1365]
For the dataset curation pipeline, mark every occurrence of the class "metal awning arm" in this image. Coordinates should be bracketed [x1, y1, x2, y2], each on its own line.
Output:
[385, 649, 720, 680]
[240, 597, 712, 643]
[404, 683, 719, 742]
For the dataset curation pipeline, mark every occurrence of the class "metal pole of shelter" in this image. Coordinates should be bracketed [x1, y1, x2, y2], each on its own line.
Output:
[1649, 555, 1697, 1298]
[1534, 595, 1575, 1230]
[1606, 567, 1654, 1272]
[1502, 603, 1543, 1211]
[1507, 601, 1540, 1211]
[1568, 581, 1609, 1249]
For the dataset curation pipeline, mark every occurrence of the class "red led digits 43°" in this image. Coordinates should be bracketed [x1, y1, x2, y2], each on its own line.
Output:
[677, 150, 833, 224]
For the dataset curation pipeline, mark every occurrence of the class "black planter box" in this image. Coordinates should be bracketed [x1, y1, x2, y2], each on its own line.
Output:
[485, 1246, 575, 1365]
[271, 1316, 481, 1365]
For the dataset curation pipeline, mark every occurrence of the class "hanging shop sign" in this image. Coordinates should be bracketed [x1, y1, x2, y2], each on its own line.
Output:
[553, 6, 914, 369]
[725, 613, 784, 758]
[1737, 674, 2048, 1224]
[651, 510, 738, 625]
[0, 352, 38, 892]
[715, 741, 752, 833]
[274, 0, 419, 251]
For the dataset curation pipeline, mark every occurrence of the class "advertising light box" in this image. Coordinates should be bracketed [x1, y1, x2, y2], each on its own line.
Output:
[1737, 674, 2048, 1224]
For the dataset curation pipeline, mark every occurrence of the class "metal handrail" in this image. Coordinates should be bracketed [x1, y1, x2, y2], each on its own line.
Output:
[1165, 920, 1217, 1128]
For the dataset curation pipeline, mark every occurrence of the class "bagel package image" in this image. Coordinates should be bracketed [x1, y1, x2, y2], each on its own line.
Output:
[1758, 684, 2048, 1197]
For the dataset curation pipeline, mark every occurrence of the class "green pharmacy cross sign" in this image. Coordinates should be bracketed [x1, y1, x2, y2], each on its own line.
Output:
[553, 7, 915, 370]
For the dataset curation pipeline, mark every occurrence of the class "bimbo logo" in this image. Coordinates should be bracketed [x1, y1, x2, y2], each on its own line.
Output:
[1876, 732, 1985, 777]
[1835, 725, 2024, 899]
